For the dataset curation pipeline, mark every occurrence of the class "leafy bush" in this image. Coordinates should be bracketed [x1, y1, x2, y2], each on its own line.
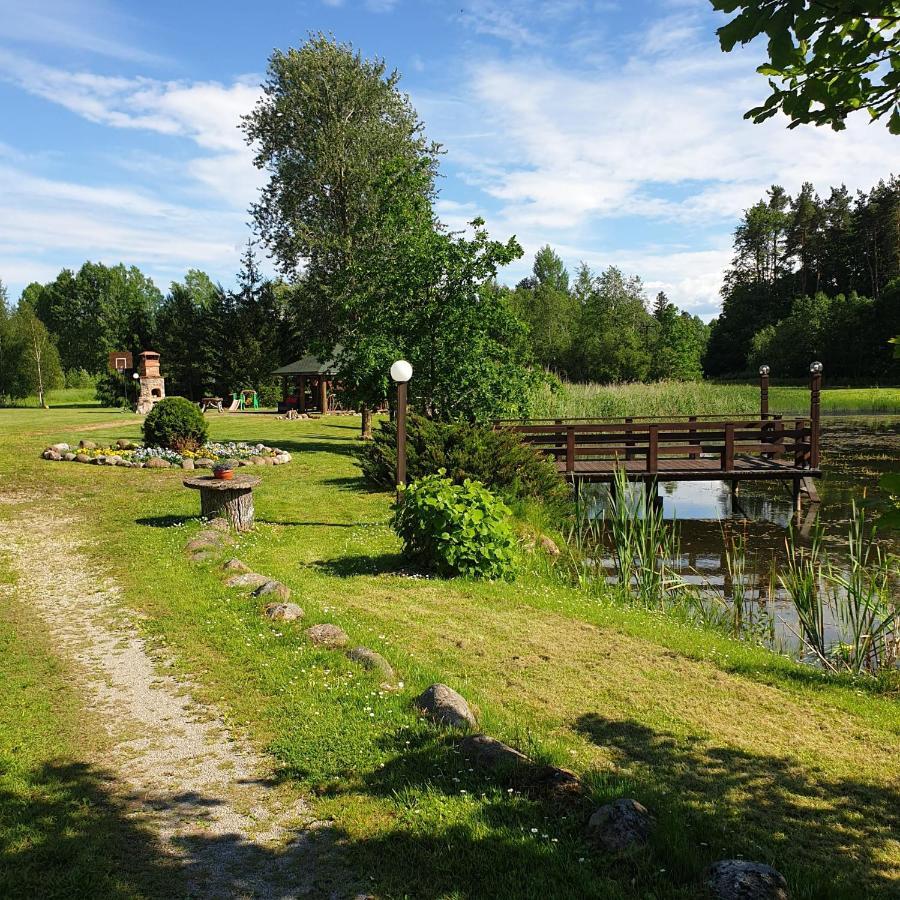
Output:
[359, 415, 568, 504]
[64, 367, 97, 389]
[94, 372, 132, 409]
[142, 396, 209, 452]
[392, 472, 518, 580]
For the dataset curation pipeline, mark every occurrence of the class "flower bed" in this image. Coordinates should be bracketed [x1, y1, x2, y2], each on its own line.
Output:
[41, 440, 292, 469]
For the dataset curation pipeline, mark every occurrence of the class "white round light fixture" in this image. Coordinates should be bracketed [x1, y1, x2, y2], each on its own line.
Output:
[758, 365, 770, 376]
[810, 361, 823, 374]
[390, 359, 413, 383]
[132, 371, 140, 380]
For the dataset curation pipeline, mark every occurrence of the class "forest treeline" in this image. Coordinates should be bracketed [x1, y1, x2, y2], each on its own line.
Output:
[1, 177, 898, 406]
[705, 176, 900, 379]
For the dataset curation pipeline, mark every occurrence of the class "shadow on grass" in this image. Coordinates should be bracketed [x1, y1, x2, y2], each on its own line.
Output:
[135, 515, 197, 528]
[0, 760, 354, 899]
[573, 714, 900, 899]
[320, 475, 385, 494]
[310, 552, 407, 577]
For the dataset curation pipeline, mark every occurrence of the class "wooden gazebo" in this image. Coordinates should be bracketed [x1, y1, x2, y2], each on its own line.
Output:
[272, 352, 338, 414]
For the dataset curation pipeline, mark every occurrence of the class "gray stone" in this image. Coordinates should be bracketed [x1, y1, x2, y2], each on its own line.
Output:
[587, 798, 654, 853]
[415, 683, 477, 729]
[306, 623, 350, 649]
[459, 733, 528, 769]
[43, 450, 62, 461]
[75, 453, 91, 463]
[197, 528, 233, 545]
[186, 537, 220, 553]
[63, 453, 76, 461]
[706, 861, 789, 900]
[194, 458, 215, 468]
[91, 456, 106, 465]
[116, 439, 137, 450]
[105, 455, 123, 466]
[237, 459, 254, 467]
[79, 440, 97, 450]
[181, 458, 195, 470]
[248, 456, 266, 466]
[264, 602, 304, 622]
[225, 572, 270, 589]
[253, 580, 291, 601]
[49, 442, 70, 452]
[115, 458, 131, 467]
[145, 457, 171, 469]
[347, 647, 396, 681]
[222, 558, 251, 573]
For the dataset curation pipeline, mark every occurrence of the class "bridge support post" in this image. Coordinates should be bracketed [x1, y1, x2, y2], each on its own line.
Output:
[792, 477, 802, 513]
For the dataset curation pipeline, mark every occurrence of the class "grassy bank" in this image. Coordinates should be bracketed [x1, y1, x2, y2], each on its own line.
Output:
[0, 408, 898, 898]
[529, 380, 900, 419]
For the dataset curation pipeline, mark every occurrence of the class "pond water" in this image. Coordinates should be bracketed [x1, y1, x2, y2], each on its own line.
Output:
[581, 417, 900, 660]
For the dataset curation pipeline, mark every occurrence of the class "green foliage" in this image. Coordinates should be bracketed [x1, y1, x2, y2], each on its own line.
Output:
[392, 471, 518, 579]
[358, 414, 569, 504]
[141, 396, 208, 451]
[63, 368, 96, 389]
[712, 1, 900, 133]
[94, 371, 134, 409]
[0, 307, 63, 406]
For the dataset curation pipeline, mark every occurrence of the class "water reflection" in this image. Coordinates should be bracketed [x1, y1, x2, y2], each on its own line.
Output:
[580, 417, 900, 661]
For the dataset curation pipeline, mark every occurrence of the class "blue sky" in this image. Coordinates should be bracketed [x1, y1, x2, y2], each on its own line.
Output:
[0, 0, 895, 318]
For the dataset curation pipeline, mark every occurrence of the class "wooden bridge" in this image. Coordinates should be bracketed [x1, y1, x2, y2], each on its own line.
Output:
[497, 365, 823, 510]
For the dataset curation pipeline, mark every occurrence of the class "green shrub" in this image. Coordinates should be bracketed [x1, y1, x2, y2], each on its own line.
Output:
[359, 415, 568, 504]
[392, 472, 519, 580]
[142, 396, 208, 452]
[64, 367, 97, 389]
[94, 372, 131, 409]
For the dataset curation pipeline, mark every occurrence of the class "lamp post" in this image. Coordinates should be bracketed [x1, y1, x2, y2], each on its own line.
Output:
[131, 371, 140, 412]
[390, 360, 413, 491]
[809, 361, 823, 470]
[758, 365, 770, 419]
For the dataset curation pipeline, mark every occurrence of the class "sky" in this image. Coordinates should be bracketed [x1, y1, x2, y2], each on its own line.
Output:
[0, 0, 896, 319]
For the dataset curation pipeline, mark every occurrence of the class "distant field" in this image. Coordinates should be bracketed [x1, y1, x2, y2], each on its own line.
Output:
[528, 381, 900, 420]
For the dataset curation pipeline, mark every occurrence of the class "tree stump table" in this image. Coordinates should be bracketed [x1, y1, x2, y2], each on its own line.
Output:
[183, 475, 260, 532]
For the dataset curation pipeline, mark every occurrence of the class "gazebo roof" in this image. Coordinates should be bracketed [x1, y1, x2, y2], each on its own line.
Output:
[272, 351, 339, 376]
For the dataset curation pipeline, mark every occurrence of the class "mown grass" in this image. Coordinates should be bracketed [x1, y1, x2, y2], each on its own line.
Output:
[0, 408, 898, 898]
[529, 380, 900, 419]
[0, 558, 176, 898]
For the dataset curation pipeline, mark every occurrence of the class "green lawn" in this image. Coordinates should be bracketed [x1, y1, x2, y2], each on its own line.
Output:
[0, 406, 898, 899]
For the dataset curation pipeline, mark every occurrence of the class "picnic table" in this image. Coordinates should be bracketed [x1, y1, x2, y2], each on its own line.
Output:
[183, 474, 260, 531]
[200, 396, 224, 412]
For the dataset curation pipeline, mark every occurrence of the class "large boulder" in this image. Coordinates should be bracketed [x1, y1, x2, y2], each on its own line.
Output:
[306, 623, 350, 649]
[63, 452, 76, 461]
[347, 647, 396, 681]
[459, 734, 528, 770]
[42, 450, 62, 461]
[105, 455, 123, 466]
[181, 458, 195, 470]
[79, 440, 97, 450]
[415, 684, 477, 729]
[253, 580, 291, 601]
[194, 458, 215, 469]
[222, 558, 251, 573]
[264, 602, 304, 622]
[224, 572, 270, 589]
[706, 861, 789, 900]
[49, 442, 70, 453]
[587, 798, 655, 853]
[145, 457, 171, 469]
[75, 453, 91, 463]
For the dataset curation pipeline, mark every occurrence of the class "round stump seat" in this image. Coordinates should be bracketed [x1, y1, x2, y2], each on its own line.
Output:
[183, 474, 260, 532]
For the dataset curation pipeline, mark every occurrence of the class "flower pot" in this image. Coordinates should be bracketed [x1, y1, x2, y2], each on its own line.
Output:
[214, 469, 234, 481]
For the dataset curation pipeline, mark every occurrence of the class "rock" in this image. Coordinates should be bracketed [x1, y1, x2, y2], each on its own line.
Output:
[91, 456, 106, 465]
[706, 861, 789, 900]
[253, 580, 291, 601]
[196, 528, 233, 545]
[225, 572, 270, 589]
[237, 459, 253, 467]
[105, 455, 123, 466]
[539, 535, 561, 557]
[79, 440, 97, 450]
[587, 798, 654, 853]
[186, 537, 219, 552]
[50, 442, 69, 452]
[347, 647, 396, 680]
[194, 458, 215, 468]
[115, 458, 131, 467]
[261, 456, 275, 466]
[42, 450, 62, 461]
[116, 439, 137, 450]
[145, 457, 171, 469]
[63, 453, 76, 461]
[189, 550, 216, 563]
[306, 623, 350, 649]
[415, 684, 477, 729]
[181, 458, 195, 470]
[249, 456, 266, 466]
[459, 733, 529, 770]
[264, 602, 304, 622]
[75, 453, 91, 463]
[223, 558, 251, 573]
[278, 451, 292, 463]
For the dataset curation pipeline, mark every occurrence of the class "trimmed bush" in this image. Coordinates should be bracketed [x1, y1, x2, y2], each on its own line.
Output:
[359, 415, 568, 504]
[142, 396, 208, 452]
[392, 471, 518, 580]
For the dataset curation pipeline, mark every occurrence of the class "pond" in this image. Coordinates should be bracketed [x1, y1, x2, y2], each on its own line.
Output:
[580, 417, 900, 663]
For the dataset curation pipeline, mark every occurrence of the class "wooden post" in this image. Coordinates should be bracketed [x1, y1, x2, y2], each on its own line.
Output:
[647, 424, 658, 474]
[625, 417, 634, 460]
[759, 365, 770, 419]
[566, 426, 575, 475]
[809, 362, 822, 469]
[319, 376, 328, 413]
[396, 380, 408, 489]
[688, 415, 699, 459]
[723, 423, 735, 472]
[794, 418, 806, 467]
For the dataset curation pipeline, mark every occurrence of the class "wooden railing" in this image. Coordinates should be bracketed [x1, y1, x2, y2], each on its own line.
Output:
[499, 415, 816, 476]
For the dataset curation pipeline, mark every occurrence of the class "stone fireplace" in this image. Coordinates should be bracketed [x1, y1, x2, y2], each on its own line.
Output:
[136, 350, 165, 415]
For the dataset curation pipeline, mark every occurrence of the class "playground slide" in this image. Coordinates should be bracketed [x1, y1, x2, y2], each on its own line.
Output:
[227, 399, 240, 412]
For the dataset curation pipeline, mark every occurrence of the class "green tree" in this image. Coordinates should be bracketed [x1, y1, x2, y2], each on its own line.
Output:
[11, 307, 63, 406]
[712, 1, 900, 133]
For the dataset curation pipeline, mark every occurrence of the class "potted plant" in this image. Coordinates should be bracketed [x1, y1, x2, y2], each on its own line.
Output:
[213, 460, 236, 481]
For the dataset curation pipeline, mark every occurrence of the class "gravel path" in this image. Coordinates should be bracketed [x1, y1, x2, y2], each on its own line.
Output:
[0, 495, 356, 899]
